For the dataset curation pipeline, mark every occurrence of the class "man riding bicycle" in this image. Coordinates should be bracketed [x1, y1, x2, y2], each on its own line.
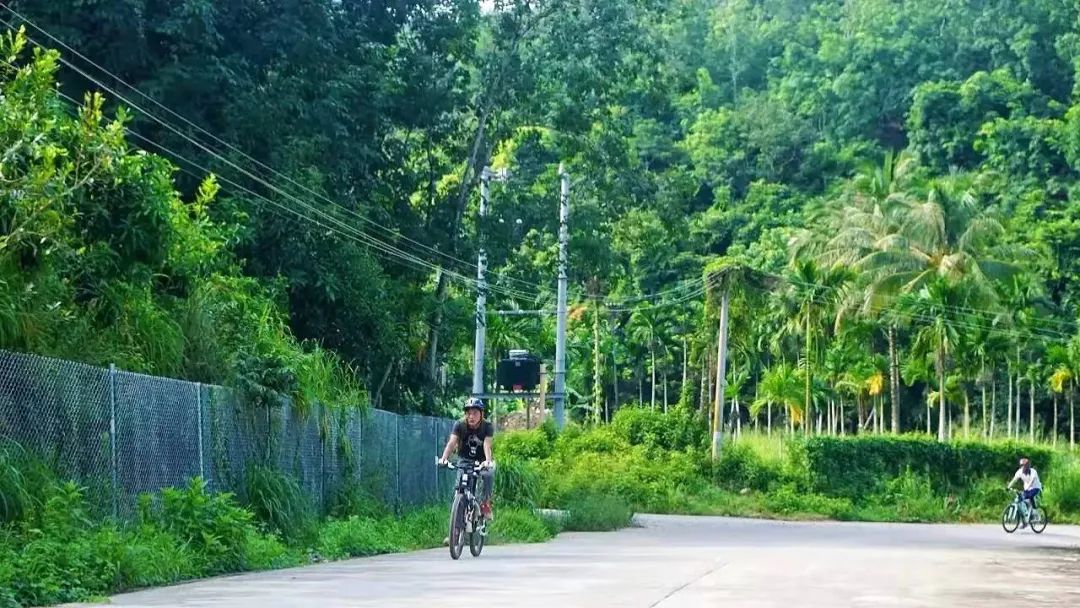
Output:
[1007, 457, 1042, 528]
[439, 397, 495, 521]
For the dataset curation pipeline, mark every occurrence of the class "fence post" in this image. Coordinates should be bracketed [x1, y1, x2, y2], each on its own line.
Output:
[196, 382, 204, 482]
[108, 363, 118, 519]
[395, 413, 401, 513]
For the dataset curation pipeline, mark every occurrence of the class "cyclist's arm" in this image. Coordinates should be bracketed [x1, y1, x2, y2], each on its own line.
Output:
[440, 433, 460, 462]
[483, 436, 494, 464]
[1007, 469, 1021, 488]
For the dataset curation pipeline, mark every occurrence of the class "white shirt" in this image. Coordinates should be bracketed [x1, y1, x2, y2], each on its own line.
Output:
[1012, 467, 1042, 491]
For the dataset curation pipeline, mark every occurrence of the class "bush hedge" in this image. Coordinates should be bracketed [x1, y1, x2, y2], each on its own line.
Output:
[800, 435, 1053, 500]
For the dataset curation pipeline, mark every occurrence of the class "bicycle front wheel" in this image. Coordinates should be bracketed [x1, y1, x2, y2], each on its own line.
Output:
[1030, 508, 1048, 534]
[449, 494, 467, 560]
[469, 508, 486, 557]
[1001, 504, 1019, 533]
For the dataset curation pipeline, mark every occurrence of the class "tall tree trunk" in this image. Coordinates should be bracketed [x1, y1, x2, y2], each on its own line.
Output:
[990, 376, 997, 439]
[682, 338, 688, 405]
[1053, 391, 1059, 447]
[888, 324, 900, 433]
[963, 389, 970, 439]
[925, 390, 931, 435]
[937, 346, 946, 442]
[1007, 372, 1014, 439]
[1070, 382, 1075, 451]
[981, 358, 987, 438]
[650, 335, 657, 410]
[767, 402, 773, 437]
[592, 298, 603, 424]
[858, 395, 866, 433]
[663, 372, 669, 413]
[805, 307, 812, 436]
[1029, 380, 1036, 443]
[833, 399, 842, 438]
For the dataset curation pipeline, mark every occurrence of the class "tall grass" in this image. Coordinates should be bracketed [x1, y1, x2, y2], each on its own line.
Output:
[242, 467, 318, 546]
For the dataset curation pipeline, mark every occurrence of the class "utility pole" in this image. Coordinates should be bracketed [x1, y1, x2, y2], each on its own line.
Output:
[471, 167, 507, 399]
[554, 164, 570, 429]
[712, 289, 730, 460]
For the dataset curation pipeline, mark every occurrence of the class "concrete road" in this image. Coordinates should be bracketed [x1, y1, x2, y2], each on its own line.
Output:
[79, 515, 1080, 608]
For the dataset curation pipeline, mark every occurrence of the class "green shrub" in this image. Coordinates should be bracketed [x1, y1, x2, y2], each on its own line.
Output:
[488, 508, 556, 544]
[392, 506, 445, 550]
[496, 428, 552, 460]
[242, 531, 304, 571]
[563, 492, 634, 531]
[327, 480, 383, 519]
[317, 517, 403, 560]
[802, 435, 1052, 500]
[762, 485, 854, 520]
[243, 467, 318, 546]
[0, 442, 53, 526]
[493, 456, 541, 507]
[610, 406, 706, 452]
[554, 426, 628, 457]
[872, 470, 948, 523]
[148, 478, 260, 574]
[1046, 457, 1080, 516]
[713, 441, 784, 491]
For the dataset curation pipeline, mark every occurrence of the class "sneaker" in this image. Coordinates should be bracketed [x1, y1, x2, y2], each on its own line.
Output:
[443, 536, 450, 546]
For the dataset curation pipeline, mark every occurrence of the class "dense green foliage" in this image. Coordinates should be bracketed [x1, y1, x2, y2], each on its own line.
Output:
[7, 0, 1080, 438]
[498, 408, 1080, 525]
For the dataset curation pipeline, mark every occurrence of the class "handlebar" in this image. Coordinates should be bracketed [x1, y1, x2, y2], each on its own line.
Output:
[436, 458, 493, 471]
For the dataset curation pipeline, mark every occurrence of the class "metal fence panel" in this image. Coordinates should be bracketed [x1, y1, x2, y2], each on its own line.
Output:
[0, 351, 112, 508]
[0, 349, 454, 519]
[114, 371, 201, 512]
[360, 409, 400, 508]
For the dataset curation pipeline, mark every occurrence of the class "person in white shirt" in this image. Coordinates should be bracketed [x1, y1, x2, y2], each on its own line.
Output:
[1007, 457, 1043, 527]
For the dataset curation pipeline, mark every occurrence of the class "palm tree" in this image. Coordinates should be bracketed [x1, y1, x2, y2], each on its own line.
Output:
[1049, 358, 1071, 449]
[751, 362, 803, 436]
[898, 279, 970, 440]
[781, 259, 850, 435]
[902, 350, 935, 435]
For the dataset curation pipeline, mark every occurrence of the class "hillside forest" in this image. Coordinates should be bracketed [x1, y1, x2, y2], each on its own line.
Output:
[4, 1, 1080, 444]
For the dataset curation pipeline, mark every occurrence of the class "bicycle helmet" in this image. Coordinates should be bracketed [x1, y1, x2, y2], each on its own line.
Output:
[464, 397, 485, 412]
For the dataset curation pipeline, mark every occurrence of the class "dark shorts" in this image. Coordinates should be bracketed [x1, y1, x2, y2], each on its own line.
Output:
[1023, 488, 1042, 505]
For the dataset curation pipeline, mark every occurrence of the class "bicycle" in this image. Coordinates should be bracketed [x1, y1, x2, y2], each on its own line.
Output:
[1001, 489, 1047, 534]
[437, 458, 492, 560]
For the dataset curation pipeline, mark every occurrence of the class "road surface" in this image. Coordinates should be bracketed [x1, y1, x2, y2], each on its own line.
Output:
[76, 515, 1080, 607]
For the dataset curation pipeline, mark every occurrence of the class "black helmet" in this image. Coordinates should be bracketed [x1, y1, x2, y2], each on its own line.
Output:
[464, 397, 485, 412]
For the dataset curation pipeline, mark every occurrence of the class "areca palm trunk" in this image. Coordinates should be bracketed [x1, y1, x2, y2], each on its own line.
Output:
[805, 307, 812, 436]
[963, 390, 970, 439]
[937, 346, 946, 442]
[1029, 380, 1035, 443]
[1053, 391, 1058, 447]
[889, 325, 900, 433]
[990, 378, 997, 439]
[1007, 372, 1013, 439]
[1070, 382, 1075, 451]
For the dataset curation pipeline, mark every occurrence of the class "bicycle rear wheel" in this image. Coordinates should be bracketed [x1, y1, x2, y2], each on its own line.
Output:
[1001, 504, 1019, 533]
[1030, 507, 1048, 534]
[449, 494, 467, 560]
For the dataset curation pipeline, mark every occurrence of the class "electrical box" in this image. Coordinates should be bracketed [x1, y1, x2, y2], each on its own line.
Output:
[496, 350, 542, 392]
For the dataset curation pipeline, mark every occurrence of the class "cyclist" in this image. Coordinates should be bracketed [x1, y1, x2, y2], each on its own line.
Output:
[438, 397, 495, 522]
[1007, 457, 1042, 528]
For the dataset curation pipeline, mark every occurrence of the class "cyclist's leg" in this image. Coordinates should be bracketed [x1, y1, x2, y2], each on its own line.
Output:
[479, 468, 494, 518]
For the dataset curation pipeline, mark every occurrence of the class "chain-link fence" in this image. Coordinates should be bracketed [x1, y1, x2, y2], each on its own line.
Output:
[0, 349, 456, 518]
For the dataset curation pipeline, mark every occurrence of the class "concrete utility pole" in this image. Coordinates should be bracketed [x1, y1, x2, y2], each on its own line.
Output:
[553, 164, 570, 429]
[712, 289, 730, 460]
[471, 167, 507, 398]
